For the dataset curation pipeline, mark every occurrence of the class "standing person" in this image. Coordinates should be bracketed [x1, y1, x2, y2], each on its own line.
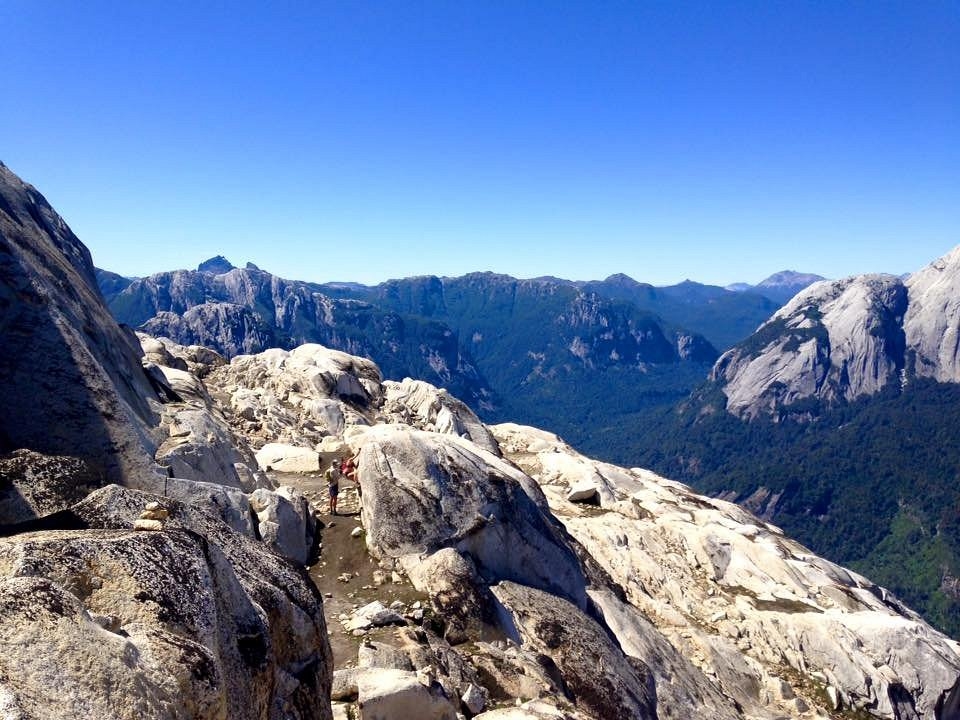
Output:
[341, 450, 361, 508]
[325, 461, 340, 515]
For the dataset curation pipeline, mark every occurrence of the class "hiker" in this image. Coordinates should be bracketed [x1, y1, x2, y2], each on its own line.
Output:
[325, 461, 340, 515]
[341, 451, 359, 484]
[341, 450, 361, 508]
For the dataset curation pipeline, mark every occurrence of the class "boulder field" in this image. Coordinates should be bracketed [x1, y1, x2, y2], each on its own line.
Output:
[199, 338, 960, 719]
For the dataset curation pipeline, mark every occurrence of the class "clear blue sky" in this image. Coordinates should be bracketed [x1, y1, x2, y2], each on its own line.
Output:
[1, 1, 957, 286]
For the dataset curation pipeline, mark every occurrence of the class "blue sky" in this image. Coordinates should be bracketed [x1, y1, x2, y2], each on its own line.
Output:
[1, 1, 957, 286]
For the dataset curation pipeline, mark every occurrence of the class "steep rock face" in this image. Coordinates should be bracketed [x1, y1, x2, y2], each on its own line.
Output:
[0, 161, 160, 485]
[708, 245, 960, 419]
[904, 245, 960, 383]
[491, 423, 960, 719]
[712, 274, 907, 418]
[143, 305, 274, 358]
[0, 484, 332, 720]
[101, 263, 494, 408]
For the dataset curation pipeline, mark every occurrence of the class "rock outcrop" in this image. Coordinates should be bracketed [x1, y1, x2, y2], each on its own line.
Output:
[141, 336, 267, 491]
[355, 425, 587, 609]
[249, 485, 316, 565]
[712, 274, 908, 418]
[203, 343, 382, 456]
[0, 485, 332, 720]
[904, 245, 960, 383]
[139, 332, 227, 379]
[382, 377, 500, 455]
[710, 245, 960, 419]
[0, 161, 161, 484]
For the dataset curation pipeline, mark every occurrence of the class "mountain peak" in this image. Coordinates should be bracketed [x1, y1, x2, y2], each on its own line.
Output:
[756, 270, 825, 288]
[602, 272, 640, 286]
[197, 255, 235, 274]
[713, 272, 908, 419]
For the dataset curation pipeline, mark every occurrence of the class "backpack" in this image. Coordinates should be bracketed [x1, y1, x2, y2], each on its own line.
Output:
[325, 465, 339, 485]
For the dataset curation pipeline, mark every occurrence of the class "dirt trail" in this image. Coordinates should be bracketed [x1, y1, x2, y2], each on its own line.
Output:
[269, 471, 428, 670]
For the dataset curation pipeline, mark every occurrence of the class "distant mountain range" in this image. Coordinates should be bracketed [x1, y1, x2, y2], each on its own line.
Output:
[96, 260, 495, 410]
[727, 270, 827, 304]
[96, 256, 823, 453]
